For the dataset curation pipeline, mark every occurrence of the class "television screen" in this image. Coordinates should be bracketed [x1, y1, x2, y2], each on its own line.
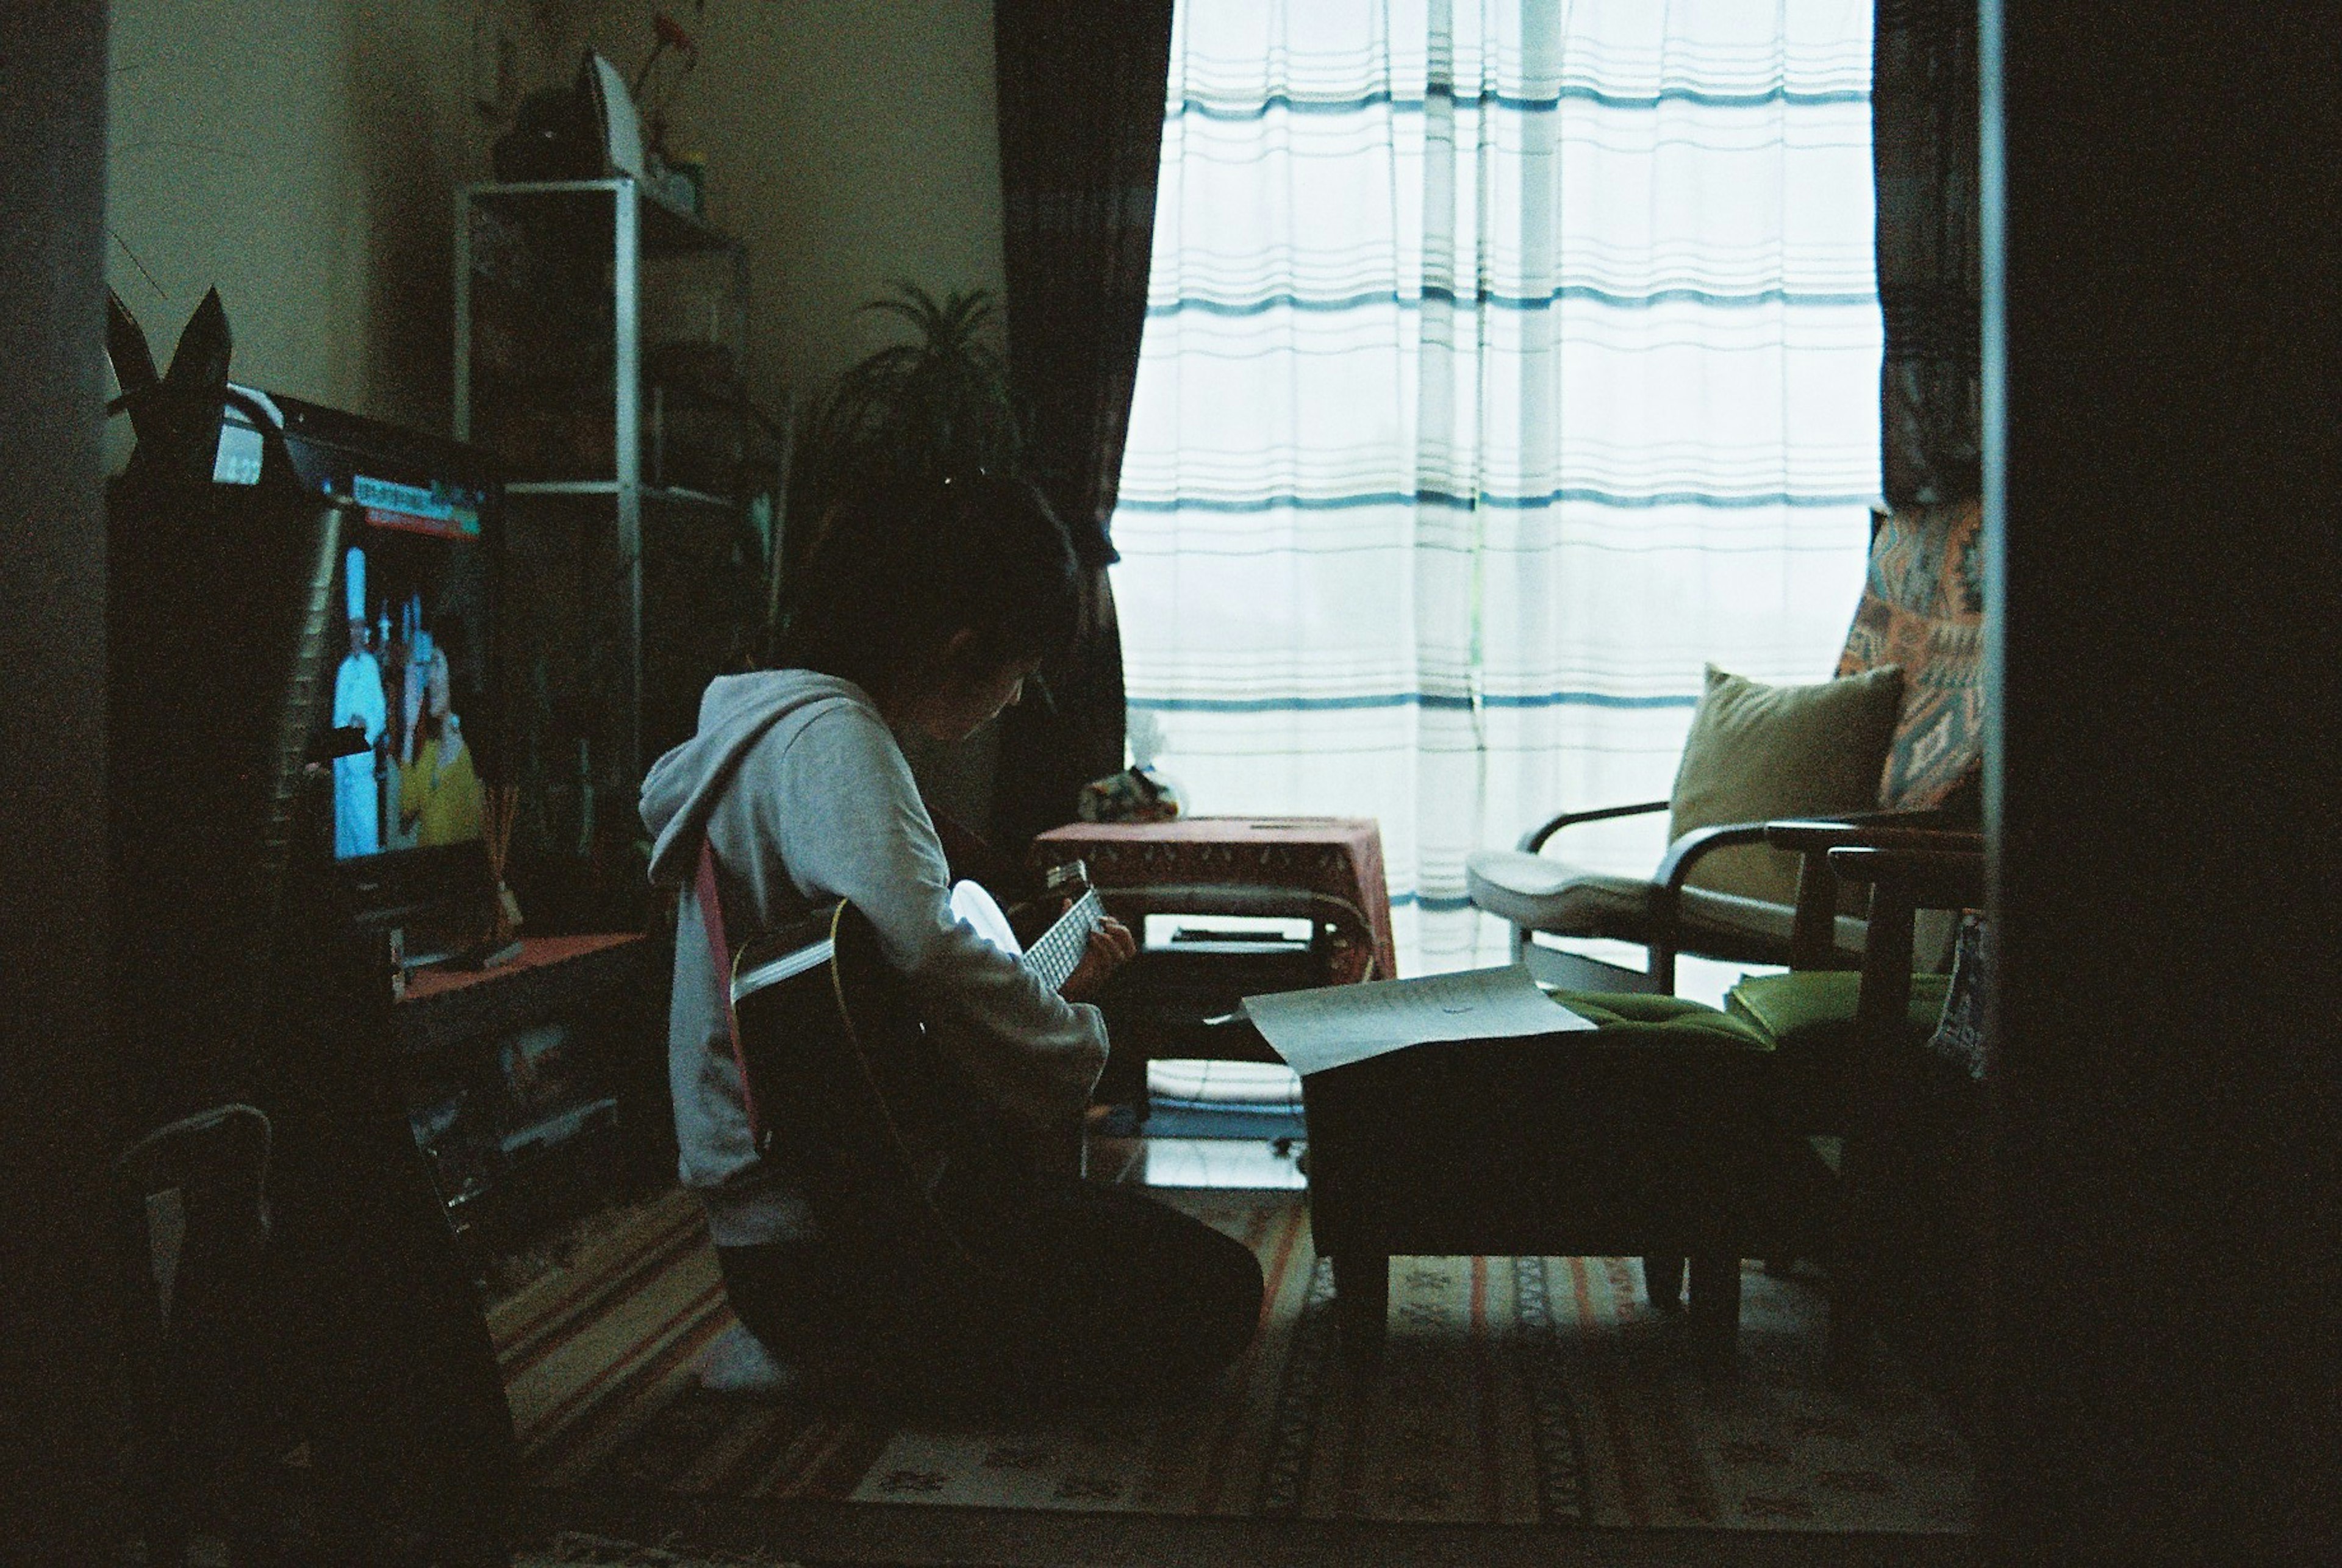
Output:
[210, 387, 503, 933]
[331, 498, 492, 862]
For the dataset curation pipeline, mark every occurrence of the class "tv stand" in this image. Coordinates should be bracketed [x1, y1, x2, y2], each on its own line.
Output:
[440, 934, 526, 972]
[393, 933, 665, 1252]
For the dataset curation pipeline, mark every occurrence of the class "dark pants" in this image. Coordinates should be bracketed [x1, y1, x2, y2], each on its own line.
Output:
[715, 1177, 1263, 1412]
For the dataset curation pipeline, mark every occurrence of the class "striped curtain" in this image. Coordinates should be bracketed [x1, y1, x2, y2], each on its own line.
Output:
[1110, 0, 1883, 975]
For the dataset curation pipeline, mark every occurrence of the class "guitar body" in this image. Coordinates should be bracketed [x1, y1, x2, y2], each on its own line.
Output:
[727, 870, 1101, 1261]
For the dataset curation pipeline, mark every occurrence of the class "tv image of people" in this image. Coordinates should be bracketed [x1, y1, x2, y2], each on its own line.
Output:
[334, 547, 389, 856]
[398, 626, 483, 848]
[333, 532, 487, 859]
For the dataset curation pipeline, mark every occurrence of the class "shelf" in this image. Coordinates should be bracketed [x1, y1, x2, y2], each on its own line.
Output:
[459, 170, 773, 798]
[500, 1096, 621, 1159]
[643, 485, 735, 509]
[393, 934, 662, 1243]
[394, 934, 654, 1060]
[507, 479, 734, 509]
[468, 179, 738, 257]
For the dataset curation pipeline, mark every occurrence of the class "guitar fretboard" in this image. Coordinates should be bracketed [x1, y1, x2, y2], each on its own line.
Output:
[1021, 887, 1103, 996]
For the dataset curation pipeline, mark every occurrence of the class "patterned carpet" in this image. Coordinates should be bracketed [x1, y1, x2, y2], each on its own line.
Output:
[489, 1186, 1971, 1533]
[513, 1534, 815, 1567]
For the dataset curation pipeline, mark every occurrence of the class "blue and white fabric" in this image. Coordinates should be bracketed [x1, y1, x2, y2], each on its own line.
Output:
[1109, 0, 1883, 974]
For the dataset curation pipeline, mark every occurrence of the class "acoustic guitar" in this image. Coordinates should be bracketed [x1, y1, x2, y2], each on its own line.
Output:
[725, 862, 1104, 1255]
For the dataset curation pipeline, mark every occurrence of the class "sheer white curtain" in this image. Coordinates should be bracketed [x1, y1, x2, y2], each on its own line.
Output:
[1111, 0, 1882, 975]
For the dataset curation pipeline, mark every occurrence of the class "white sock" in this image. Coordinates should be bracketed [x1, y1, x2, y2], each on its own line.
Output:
[695, 1322, 798, 1396]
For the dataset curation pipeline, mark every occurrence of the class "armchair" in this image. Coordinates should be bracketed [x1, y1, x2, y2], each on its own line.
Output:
[1802, 837, 1988, 1403]
[1467, 498, 1985, 994]
[1638, 818, 1985, 1359]
[1725, 818, 1983, 1134]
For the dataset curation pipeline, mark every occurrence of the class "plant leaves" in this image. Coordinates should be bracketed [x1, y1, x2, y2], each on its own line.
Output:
[781, 280, 1027, 617]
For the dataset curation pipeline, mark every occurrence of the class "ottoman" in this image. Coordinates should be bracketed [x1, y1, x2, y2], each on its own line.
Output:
[1298, 992, 1832, 1370]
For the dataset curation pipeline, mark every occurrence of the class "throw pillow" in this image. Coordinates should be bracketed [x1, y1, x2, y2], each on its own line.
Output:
[1838, 498, 1986, 810]
[1667, 663, 1905, 906]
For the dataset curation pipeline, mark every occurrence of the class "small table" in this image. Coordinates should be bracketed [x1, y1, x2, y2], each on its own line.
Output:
[1031, 816, 1399, 984]
[1032, 817, 1399, 1113]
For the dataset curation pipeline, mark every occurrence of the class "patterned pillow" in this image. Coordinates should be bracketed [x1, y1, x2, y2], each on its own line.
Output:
[1838, 498, 1985, 811]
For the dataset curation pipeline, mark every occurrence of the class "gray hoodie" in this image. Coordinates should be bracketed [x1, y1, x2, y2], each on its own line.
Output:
[640, 669, 1108, 1247]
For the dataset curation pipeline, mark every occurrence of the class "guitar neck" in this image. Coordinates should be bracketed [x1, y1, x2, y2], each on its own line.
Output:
[1020, 887, 1102, 997]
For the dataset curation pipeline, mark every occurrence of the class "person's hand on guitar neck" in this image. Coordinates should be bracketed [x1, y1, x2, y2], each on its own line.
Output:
[1060, 906, 1137, 1003]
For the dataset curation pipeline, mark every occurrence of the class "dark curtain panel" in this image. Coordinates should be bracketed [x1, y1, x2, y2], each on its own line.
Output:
[1874, 0, 1982, 506]
[989, 0, 1175, 852]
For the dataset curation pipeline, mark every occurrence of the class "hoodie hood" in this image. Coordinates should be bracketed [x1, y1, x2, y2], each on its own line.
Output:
[640, 670, 877, 886]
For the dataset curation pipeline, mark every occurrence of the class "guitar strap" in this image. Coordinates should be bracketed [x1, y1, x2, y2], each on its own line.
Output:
[695, 837, 767, 1146]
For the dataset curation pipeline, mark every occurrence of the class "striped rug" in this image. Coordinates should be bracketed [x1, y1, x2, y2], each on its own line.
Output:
[489, 1187, 1972, 1533]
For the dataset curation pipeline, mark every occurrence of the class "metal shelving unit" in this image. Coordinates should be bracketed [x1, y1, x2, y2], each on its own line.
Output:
[454, 177, 781, 843]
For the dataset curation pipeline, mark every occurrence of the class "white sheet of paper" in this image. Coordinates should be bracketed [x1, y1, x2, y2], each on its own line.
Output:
[1241, 964, 1595, 1077]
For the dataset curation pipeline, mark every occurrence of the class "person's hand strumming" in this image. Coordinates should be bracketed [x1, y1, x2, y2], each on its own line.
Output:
[1060, 913, 1137, 1003]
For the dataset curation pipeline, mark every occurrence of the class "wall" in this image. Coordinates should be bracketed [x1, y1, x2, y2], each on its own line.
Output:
[106, 0, 1008, 457]
[2, 7, 119, 1555]
[104, 0, 566, 442]
[559, 0, 1012, 821]
[557, 0, 1009, 415]
[103, 0, 1011, 823]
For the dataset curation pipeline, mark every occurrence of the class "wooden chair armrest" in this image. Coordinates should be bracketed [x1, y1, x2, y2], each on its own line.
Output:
[1764, 816, 1985, 855]
[1823, 846, 1986, 910]
[1652, 820, 1775, 893]
[1763, 818, 1980, 968]
[1517, 799, 1671, 854]
[1833, 802, 1980, 831]
[1638, 820, 1775, 992]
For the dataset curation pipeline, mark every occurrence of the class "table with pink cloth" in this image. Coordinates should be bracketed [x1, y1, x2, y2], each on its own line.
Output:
[1031, 816, 1398, 984]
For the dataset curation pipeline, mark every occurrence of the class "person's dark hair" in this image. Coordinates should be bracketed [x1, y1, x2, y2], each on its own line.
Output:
[771, 468, 1082, 701]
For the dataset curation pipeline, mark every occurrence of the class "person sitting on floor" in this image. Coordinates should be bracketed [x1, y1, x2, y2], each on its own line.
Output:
[639, 468, 1264, 1411]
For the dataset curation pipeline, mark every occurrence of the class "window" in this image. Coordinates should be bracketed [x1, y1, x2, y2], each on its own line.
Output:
[1112, 0, 1882, 975]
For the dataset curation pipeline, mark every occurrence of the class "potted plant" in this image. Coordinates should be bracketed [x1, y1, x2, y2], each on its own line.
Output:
[777, 281, 1026, 613]
[773, 282, 1030, 826]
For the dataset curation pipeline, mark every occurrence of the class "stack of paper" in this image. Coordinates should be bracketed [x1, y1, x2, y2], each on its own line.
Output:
[1241, 964, 1593, 1077]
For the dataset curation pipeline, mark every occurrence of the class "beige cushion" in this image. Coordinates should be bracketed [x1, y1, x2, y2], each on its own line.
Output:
[1465, 847, 1869, 956]
[1667, 663, 1904, 906]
